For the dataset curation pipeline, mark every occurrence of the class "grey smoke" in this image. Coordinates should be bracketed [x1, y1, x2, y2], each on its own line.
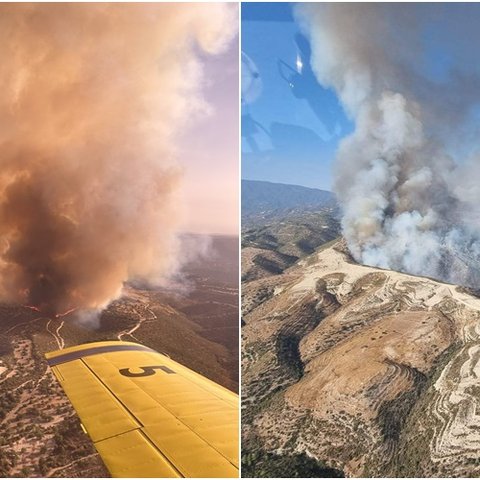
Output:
[296, 3, 480, 287]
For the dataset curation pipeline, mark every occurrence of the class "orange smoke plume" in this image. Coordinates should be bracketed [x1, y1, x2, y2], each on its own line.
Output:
[0, 3, 237, 316]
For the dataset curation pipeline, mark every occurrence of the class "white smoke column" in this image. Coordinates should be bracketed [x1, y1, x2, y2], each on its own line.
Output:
[0, 3, 237, 317]
[296, 3, 480, 287]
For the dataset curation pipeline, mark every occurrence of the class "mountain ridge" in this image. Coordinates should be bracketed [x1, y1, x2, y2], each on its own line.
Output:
[242, 179, 337, 219]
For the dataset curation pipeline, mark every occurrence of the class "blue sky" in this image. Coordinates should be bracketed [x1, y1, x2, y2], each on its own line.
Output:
[241, 2, 480, 191]
[241, 2, 352, 190]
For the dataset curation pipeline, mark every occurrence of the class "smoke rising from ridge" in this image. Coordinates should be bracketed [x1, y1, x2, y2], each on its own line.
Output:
[296, 3, 480, 287]
[0, 3, 237, 317]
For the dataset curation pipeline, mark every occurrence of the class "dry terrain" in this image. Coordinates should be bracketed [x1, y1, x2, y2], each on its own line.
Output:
[0, 234, 238, 477]
[241, 180, 340, 284]
[242, 210, 340, 282]
[242, 238, 480, 477]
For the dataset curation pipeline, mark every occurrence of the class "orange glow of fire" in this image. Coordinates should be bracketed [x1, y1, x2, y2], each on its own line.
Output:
[55, 307, 77, 318]
[24, 305, 41, 313]
[23, 305, 78, 318]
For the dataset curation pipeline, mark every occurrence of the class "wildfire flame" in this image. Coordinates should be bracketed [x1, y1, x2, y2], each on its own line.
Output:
[23, 304, 77, 318]
[24, 305, 41, 313]
[55, 307, 77, 318]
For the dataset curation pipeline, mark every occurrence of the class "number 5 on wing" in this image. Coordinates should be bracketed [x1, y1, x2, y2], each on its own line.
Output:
[119, 365, 176, 377]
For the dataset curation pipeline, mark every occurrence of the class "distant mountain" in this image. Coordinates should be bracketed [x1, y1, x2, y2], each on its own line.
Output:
[179, 233, 239, 286]
[242, 180, 337, 220]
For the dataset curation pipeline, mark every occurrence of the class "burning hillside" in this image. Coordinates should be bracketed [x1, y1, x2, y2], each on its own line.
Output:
[297, 3, 480, 288]
[0, 3, 236, 318]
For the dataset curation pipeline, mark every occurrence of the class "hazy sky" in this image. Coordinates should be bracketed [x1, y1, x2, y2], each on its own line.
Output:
[182, 37, 239, 236]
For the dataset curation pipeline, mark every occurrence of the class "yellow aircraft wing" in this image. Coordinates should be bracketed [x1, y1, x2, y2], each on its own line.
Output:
[45, 340, 238, 478]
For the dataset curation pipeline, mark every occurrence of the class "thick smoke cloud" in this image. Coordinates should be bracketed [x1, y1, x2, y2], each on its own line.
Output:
[296, 3, 480, 287]
[0, 3, 236, 316]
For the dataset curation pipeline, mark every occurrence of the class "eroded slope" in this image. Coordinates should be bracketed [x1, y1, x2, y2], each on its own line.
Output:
[242, 240, 480, 477]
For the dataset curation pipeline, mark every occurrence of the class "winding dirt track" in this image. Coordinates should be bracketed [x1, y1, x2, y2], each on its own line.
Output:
[46, 319, 65, 350]
[117, 304, 157, 342]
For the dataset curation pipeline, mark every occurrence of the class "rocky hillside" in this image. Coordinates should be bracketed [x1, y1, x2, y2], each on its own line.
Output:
[242, 239, 480, 477]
